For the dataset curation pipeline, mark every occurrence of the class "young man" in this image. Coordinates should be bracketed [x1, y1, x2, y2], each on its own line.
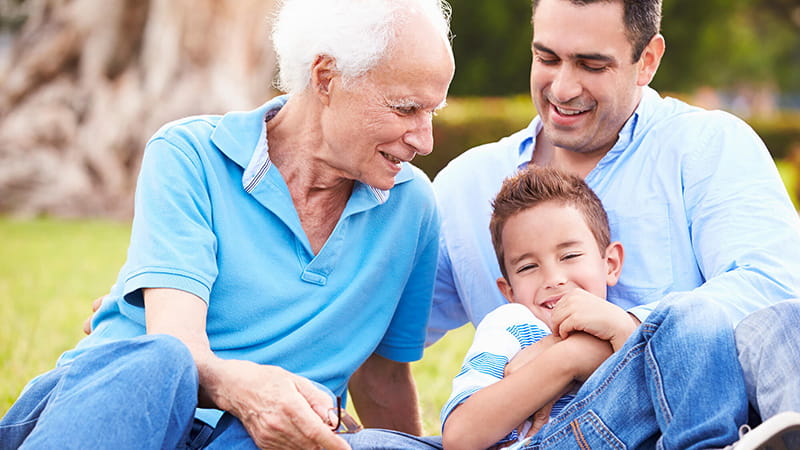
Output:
[440, 166, 748, 449]
[429, 0, 800, 428]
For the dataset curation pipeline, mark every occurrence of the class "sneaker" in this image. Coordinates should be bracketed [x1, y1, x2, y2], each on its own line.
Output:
[724, 411, 800, 450]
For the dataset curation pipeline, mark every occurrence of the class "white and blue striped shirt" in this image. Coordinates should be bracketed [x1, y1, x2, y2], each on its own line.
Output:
[441, 303, 576, 446]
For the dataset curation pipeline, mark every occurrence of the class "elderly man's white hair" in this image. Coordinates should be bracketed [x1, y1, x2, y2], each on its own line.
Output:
[271, 0, 452, 94]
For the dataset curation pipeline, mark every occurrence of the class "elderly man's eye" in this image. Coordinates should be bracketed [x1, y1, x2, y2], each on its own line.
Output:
[393, 105, 416, 115]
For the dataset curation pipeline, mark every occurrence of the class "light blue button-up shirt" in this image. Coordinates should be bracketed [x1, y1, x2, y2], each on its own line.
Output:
[428, 87, 800, 343]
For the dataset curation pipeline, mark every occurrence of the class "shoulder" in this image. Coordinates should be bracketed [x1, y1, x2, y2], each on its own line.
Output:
[646, 95, 760, 146]
[149, 115, 222, 147]
[433, 124, 532, 206]
[436, 125, 531, 183]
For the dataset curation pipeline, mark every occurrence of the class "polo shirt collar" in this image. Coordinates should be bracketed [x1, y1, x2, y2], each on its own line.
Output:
[211, 95, 414, 206]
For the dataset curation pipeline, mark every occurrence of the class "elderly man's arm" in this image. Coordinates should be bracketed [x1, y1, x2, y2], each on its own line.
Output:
[144, 288, 351, 450]
[348, 353, 422, 435]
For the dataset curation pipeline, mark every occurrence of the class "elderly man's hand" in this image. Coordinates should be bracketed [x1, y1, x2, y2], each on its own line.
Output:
[210, 359, 351, 450]
[82, 295, 105, 335]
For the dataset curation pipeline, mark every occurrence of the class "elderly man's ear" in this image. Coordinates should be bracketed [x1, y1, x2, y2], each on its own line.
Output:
[310, 54, 337, 103]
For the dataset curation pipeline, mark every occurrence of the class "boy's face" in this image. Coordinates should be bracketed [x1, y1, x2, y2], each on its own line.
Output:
[496, 200, 622, 329]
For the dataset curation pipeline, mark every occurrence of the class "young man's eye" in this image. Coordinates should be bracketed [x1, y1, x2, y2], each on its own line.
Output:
[562, 253, 582, 260]
[517, 264, 538, 273]
[535, 55, 559, 65]
[581, 63, 607, 73]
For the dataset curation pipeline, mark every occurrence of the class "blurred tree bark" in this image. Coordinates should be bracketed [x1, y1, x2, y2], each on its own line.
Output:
[0, 0, 277, 218]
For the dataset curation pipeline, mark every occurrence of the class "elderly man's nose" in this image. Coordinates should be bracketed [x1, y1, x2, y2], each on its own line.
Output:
[404, 116, 434, 155]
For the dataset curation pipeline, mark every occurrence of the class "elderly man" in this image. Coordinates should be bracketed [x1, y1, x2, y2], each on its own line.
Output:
[0, 1, 454, 449]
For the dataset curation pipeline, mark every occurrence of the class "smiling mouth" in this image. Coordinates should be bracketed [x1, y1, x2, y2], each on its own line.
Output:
[553, 105, 589, 116]
[381, 151, 402, 164]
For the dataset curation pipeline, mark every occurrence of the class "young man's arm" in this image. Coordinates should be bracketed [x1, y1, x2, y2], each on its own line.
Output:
[442, 332, 612, 450]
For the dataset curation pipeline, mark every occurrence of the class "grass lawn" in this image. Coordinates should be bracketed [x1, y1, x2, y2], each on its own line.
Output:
[0, 216, 473, 434]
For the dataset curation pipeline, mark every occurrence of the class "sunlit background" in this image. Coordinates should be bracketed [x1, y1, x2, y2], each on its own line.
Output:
[1, 0, 799, 433]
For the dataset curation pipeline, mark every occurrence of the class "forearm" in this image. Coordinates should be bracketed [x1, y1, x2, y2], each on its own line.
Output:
[442, 346, 576, 450]
[349, 353, 422, 435]
[144, 287, 237, 410]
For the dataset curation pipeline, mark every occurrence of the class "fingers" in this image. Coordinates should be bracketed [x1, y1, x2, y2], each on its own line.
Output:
[527, 401, 554, 437]
[92, 295, 104, 312]
[295, 376, 337, 423]
[83, 295, 106, 335]
[82, 316, 93, 335]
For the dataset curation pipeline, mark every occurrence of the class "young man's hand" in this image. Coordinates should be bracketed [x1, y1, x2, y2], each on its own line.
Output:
[551, 288, 639, 351]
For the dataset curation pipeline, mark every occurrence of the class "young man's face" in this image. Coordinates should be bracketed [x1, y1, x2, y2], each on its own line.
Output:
[530, 0, 659, 158]
[496, 201, 620, 329]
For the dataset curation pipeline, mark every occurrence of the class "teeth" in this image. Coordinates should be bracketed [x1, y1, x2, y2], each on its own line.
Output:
[382, 152, 401, 164]
[545, 304, 554, 309]
[555, 106, 583, 116]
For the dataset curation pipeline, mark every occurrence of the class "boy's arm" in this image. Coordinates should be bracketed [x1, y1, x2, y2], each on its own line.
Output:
[442, 332, 612, 450]
[551, 288, 640, 352]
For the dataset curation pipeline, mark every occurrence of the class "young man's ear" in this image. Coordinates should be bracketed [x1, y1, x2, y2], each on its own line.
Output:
[496, 277, 516, 303]
[636, 33, 665, 87]
[604, 241, 624, 286]
[309, 54, 338, 105]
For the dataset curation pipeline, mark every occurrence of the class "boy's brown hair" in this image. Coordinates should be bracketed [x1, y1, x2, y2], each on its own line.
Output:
[490, 165, 611, 279]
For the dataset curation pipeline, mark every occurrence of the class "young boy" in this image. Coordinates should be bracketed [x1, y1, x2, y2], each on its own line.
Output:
[441, 166, 635, 449]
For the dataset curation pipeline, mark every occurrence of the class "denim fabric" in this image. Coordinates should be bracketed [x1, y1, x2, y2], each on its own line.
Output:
[0, 335, 198, 450]
[343, 429, 443, 449]
[735, 300, 800, 420]
[348, 297, 748, 449]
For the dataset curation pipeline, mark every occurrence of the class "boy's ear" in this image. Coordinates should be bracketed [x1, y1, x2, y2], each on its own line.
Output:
[604, 241, 624, 286]
[310, 54, 337, 105]
[496, 277, 516, 303]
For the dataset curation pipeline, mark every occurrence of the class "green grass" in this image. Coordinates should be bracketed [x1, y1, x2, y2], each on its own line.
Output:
[0, 216, 473, 434]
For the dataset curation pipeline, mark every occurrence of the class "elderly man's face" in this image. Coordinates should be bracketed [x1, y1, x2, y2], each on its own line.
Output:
[321, 13, 454, 190]
[530, 0, 649, 158]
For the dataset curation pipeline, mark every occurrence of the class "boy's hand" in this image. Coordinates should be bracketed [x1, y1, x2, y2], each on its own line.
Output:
[504, 335, 559, 377]
[558, 331, 614, 381]
[551, 288, 639, 352]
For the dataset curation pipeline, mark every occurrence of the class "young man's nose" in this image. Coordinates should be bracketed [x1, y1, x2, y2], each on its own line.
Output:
[549, 66, 583, 104]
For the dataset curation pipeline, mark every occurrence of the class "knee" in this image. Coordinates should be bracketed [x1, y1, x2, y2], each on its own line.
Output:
[657, 294, 730, 330]
[735, 300, 800, 346]
[135, 334, 197, 378]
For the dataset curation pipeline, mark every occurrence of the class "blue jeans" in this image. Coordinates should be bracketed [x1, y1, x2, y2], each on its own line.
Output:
[0, 334, 199, 449]
[346, 296, 749, 449]
[735, 299, 800, 420]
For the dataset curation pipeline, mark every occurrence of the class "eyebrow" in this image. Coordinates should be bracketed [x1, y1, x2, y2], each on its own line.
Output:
[507, 240, 585, 265]
[533, 42, 617, 64]
[388, 98, 448, 112]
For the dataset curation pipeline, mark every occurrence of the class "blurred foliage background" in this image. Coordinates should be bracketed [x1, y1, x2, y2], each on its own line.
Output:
[445, 0, 800, 97]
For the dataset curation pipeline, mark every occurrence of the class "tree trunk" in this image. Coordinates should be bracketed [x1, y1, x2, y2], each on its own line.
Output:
[0, 0, 277, 218]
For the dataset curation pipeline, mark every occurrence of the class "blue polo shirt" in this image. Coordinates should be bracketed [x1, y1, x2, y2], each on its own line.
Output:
[62, 96, 439, 402]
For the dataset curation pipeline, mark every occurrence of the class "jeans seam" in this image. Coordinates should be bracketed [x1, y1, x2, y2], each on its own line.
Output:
[645, 342, 673, 425]
[570, 421, 590, 450]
